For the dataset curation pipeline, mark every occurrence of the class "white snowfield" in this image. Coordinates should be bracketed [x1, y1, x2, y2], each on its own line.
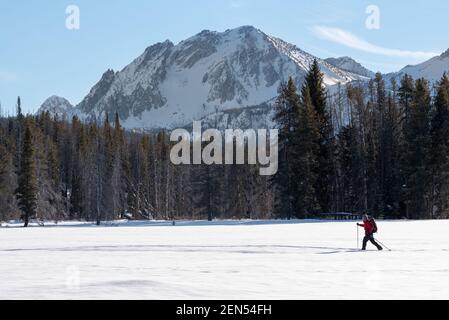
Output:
[1, 219, 448, 300]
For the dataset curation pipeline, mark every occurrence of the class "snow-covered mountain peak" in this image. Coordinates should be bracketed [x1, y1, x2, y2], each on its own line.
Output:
[37, 96, 74, 117]
[221, 25, 263, 39]
[38, 26, 369, 130]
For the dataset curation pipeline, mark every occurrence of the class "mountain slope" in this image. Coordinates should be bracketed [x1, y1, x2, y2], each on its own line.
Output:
[385, 49, 449, 85]
[39, 26, 368, 130]
[325, 56, 375, 78]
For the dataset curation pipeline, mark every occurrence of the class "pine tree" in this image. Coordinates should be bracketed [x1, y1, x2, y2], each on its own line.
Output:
[15, 124, 37, 227]
[305, 59, 334, 213]
[0, 143, 8, 199]
[306, 60, 327, 120]
[136, 135, 152, 218]
[373, 73, 386, 215]
[399, 74, 415, 128]
[272, 77, 301, 218]
[402, 78, 432, 219]
[336, 124, 356, 212]
[383, 93, 402, 217]
[110, 112, 126, 218]
[295, 84, 321, 217]
[345, 84, 370, 213]
[114, 112, 121, 130]
[101, 113, 115, 220]
[69, 116, 85, 219]
[107, 112, 131, 217]
[83, 122, 101, 223]
[16, 96, 23, 120]
[0, 142, 10, 220]
[369, 73, 401, 217]
[14, 97, 25, 167]
[430, 74, 449, 218]
[47, 137, 60, 188]
[0, 138, 7, 187]
[0, 120, 19, 220]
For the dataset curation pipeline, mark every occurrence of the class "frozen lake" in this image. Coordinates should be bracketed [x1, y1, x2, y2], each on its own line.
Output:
[1, 219, 448, 299]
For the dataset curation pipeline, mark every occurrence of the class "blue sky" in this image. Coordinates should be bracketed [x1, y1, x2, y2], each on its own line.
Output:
[0, 0, 447, 114]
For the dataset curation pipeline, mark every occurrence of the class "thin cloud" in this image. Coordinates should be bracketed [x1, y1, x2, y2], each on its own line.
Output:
[0, 70, 19, 83]
[229, 0, 245, 9]
[312, 26, 438, 60]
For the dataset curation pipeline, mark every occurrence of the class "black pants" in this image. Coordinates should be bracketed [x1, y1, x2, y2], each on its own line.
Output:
[362, 234, 382, 250]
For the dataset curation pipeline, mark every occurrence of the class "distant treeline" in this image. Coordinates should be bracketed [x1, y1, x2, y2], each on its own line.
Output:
[0, 105, 274, 225]
[1, 61, 449, 224]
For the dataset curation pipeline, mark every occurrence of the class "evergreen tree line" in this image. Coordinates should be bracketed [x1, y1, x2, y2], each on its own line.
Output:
[1, 61, 449, 225]
[273, 60, 449, 219]
[0, 102, 273, 225]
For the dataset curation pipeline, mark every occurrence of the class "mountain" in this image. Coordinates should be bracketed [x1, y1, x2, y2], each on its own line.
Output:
[385, 49, 449, 85]
[38, 96, 75, 117]
[39, 26, 367, 130]
[325, 57, 375, 78]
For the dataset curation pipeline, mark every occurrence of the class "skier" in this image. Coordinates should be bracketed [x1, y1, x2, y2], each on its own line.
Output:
[357, 214, 383, 251]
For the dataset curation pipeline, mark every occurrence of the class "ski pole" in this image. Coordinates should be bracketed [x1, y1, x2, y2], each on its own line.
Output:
[357, 224, 359, 250]
[374, 237, 392, 251]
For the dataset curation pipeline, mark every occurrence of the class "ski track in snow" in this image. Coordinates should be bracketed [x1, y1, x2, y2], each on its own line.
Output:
[1, 220, 448, 299]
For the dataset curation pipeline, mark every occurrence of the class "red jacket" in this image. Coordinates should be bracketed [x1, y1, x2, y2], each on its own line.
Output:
[358, 220, 375, 235]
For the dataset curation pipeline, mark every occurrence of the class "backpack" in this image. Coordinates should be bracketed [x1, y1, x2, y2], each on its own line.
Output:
[370, 218, 378, 233]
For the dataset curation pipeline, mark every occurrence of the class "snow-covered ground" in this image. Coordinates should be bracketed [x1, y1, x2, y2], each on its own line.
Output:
[1, 219, 448, 300]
